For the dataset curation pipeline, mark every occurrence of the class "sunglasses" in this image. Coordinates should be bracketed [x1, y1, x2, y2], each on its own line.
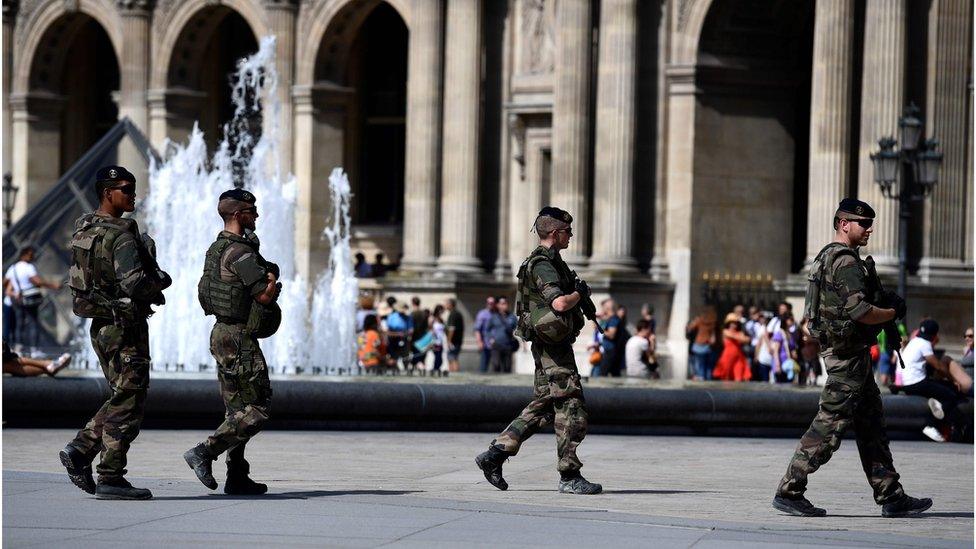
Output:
[555, 228, 573, 236]
[845, 218, 873, 229]
[966, 333, 974, 338]
[114, 184, 136, 195]
[236, 207, 258, 215]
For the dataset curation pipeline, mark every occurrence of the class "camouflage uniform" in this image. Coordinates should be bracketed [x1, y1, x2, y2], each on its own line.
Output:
[201, 231, 274, 459]
[777, 243, 905, 505]
[67, 212, 168, 482]
[492, 245, 587, 474]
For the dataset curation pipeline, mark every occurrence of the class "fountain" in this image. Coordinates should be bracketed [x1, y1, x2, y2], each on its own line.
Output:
[132, 36, 356, 373]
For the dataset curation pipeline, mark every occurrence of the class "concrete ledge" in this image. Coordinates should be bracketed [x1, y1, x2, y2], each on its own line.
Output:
[5, 377, 971, 438]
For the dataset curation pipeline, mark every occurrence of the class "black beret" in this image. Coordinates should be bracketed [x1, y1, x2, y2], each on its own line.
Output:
[836, 198, 875, 219]
[538, 206, 573, 224]
[218, 189, 256, 204]
[95, 165, 136, 186]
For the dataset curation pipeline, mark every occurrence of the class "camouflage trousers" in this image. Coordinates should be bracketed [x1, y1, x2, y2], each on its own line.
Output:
[70, 318, 150, 482]
[777, 348, 905, 504]
[204, 322, 272, 459]
[492, 341, 588, 473]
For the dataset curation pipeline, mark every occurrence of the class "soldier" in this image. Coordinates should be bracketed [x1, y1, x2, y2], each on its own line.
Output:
[773, 198, 931, 518]
[475, 207, 602, 495]
[183, 189, 281, 495]
[60, 165, 171, 500]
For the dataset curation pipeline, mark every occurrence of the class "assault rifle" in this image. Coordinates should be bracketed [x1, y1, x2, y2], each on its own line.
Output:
[570, 270, 604, 335]
[865, 256, 906, 369]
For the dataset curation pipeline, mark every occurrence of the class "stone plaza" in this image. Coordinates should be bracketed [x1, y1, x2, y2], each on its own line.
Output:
[3, 429, 972, 547]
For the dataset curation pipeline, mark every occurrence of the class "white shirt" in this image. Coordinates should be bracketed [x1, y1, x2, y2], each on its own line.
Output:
[625, 336, 650, 377]
[4, 261, 39, 306]
[901, 336, 934, 387]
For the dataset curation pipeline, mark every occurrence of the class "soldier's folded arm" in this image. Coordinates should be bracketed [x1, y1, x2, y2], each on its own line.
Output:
[833, 256, 894, 326]
[230, 253, 276, 304]
[534, 261, 579, 313]
[113, 233, 167, 300]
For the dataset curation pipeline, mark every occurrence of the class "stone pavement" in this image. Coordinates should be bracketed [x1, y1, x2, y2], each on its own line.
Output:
[3, 429, 972, 548]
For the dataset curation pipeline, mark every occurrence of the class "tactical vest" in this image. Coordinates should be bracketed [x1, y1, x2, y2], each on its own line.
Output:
[68, 218, 128, 320]
[804, 242, 866, 352]
[514, 248, 583, 344]
[198, 236, 255, 323]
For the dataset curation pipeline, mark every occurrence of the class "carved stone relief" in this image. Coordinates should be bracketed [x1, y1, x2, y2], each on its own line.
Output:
[519, 0, 554, 75]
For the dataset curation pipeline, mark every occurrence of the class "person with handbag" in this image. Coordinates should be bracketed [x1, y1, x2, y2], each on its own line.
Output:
[3, 245, 61, 351]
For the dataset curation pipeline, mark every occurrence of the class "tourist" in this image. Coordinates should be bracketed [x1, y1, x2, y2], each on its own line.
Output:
[713, 313, 752, 381]
[445, 298, 464, 372]
[473, 296, 497, 373]
[3, 340, 71, 377]
[625, 319, 657, 378]
[686, 307, 717, 381]
[4, 245, 62, 350]
[487, 297, 517, 373]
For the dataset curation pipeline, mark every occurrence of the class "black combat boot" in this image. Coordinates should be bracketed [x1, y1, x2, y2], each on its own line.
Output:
[558, 472, 602, 495]
[475, 444, 510, 491]
[881, 495, 932, 517]
[772, 495, 827, 517]
[224, 444, 267, 495]
[59, 444, 96, 494]
[183, 443, 218, 490]
[95, 478, 153, 500]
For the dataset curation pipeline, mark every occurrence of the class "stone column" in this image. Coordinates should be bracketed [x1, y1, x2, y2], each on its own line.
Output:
[2, 1, 17, 186]
[919, 0, 973, 282]
[551, 0, 592, 268]
[438, 0, 482, 272]
[590, 0, 638, 272]
[10, 93, 65, 219]
[805, 0, 856, 260]
[857, 0, 906, 273]
[117, 1, 153, 182]
[263, 0, 297, 175]
[401, 0, 444, 271]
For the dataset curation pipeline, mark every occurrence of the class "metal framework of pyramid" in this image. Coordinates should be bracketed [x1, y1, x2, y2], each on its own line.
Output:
[2, 118, 159, 347]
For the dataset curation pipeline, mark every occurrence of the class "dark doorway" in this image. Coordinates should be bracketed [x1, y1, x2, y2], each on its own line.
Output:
[347, 3, 408, 225]
[168, 8, 258, 153]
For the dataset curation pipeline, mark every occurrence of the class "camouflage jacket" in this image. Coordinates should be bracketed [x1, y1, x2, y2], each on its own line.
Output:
[806, 242, 876, 354]
[514, 245, 583, 341]
[68, 212, 168, 319]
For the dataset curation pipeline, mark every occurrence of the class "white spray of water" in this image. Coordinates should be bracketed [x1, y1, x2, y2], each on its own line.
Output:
[310, 168, 359, 370]
[136, 36, 355, 373]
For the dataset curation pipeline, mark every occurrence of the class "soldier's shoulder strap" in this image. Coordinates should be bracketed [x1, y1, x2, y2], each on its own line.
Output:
[818, 243, 858, 281]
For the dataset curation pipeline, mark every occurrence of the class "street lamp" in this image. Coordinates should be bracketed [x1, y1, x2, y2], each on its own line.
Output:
[869, 103, 943, 299]
[2, 173, 17, 230]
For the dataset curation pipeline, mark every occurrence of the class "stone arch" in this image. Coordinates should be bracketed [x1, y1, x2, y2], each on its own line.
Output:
[670, 0, 713, 66]
[292, 0, 410, 277]
[13, 0, 122, 96]
[150, 0, 268, 92]
[295, 0, 410, 88]
[148, 4, 260, 151]
[10, 5, 121, 218]
[689, 0, 815, 307]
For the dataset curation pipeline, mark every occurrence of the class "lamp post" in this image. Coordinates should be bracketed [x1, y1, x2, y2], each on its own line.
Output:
[869, 103, 943, 299]
[2, 172, 17, 229]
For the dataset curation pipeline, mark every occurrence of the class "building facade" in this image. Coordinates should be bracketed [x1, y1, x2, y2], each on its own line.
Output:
[3, 0, 973, 376]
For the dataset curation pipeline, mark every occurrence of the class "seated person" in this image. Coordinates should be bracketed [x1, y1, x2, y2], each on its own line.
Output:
[899, 320, 966, 442]
[3, 340, 71, 377]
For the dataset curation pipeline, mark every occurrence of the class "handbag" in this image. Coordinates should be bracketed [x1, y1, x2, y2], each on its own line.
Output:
[413, 331, 434, 352]
[12, 265, 43, 307]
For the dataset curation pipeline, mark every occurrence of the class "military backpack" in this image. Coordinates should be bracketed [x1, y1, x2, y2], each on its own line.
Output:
[803, 242, 864, 352]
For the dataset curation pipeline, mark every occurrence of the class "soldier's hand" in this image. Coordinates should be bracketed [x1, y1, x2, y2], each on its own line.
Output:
[574, 278, 591, 298]
[882, 290, 906, 319]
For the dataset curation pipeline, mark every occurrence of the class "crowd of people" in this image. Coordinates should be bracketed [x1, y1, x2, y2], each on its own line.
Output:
[686, 302, 820, 384]
[587, 300, 659, 379]
[355, 294, 467, 374]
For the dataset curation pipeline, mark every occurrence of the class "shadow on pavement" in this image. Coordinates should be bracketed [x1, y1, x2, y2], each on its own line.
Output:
[513, 489, 717, 495]
[824, 511, 973, 519]
[152, 489, 422, 501]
